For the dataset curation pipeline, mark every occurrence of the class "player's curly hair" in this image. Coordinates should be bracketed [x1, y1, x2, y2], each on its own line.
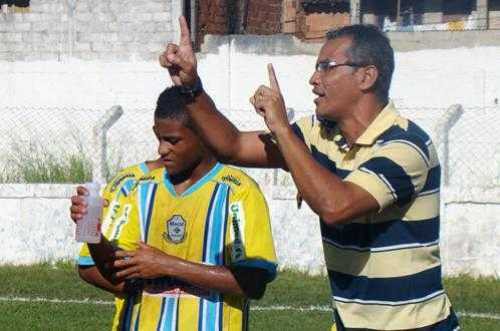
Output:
[154, 86, 190, 125]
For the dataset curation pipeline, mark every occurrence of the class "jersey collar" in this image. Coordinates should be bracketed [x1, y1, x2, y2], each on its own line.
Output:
[163, 162, 223, 197]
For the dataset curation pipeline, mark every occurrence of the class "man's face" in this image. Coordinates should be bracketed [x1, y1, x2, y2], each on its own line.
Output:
[153, 118, 205, 177]
[309, 37, 361, 120]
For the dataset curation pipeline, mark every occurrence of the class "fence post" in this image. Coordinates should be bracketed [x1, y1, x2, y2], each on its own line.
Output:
[435, 104, 463, 187]
[91, 106, 123, 183]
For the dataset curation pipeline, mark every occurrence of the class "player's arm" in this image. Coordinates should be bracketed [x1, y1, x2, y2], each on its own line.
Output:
[113, 242, 268, 299]
[70, 187, 127, 290]
[159, 16, 286, 169]
[78, 265, 125, 296]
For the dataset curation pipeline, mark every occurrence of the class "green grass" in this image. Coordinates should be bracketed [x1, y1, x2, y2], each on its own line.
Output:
[0, 263, 498, 330]
[0, 145, 92, 183]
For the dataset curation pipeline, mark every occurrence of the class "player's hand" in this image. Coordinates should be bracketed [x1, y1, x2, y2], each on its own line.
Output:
[69, 186, 108, 223]
[114, 242, 180, 279]
[159, 16, 198, 87]
[69, 186, 88, 222]
[249, 64, 289, 135]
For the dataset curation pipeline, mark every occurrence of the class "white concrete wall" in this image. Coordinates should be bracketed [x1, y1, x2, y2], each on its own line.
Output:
[0, 36, 499, 276]
[1, 184, 498, 277]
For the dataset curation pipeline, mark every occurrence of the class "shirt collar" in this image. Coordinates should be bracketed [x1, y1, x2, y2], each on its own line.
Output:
[355, 101, 398, 146]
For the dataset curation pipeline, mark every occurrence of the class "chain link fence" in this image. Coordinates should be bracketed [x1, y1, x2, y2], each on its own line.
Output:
[0, 105, 498, 192]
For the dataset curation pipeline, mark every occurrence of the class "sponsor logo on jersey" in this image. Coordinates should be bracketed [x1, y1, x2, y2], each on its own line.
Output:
[110, 174, 135, 192]
[221, 174, 241, 186]
[230, 202, 246, 262]
[163, 215, 186, 244]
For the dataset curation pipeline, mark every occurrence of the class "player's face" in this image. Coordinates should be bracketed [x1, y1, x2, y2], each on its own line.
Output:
[153, 118, 205, 177]
[309, 37, 361, 121]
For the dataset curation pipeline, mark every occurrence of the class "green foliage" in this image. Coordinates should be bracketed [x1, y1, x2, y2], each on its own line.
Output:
[0, 141, 92, 183]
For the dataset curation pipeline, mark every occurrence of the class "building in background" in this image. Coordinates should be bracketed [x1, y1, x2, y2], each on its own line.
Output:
[192, 0, 500, 43]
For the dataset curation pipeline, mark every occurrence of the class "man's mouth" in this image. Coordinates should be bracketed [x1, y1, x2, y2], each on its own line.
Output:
[313, 90, 325, 104]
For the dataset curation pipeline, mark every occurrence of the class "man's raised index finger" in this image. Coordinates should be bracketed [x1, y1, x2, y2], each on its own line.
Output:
[179, 16, 191, 44]
[267, 63, 281, 93]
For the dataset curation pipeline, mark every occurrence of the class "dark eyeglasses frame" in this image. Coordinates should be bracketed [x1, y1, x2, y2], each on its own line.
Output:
[315, 60, 367, 73]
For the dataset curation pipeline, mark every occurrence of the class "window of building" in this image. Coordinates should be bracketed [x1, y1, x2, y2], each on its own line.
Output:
[0, 0, 30, 14]
[442, 0, 474, 22]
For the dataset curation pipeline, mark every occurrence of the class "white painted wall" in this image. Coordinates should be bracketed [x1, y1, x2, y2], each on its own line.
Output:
[0, 37, 499, 276]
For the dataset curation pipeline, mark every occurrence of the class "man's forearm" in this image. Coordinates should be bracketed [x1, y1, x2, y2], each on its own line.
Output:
[186, 92, 241, 163]
[88, 236, 120, 284]
[274, 126, 350, 223]
[162, 257, 245, 296]
[78, 266, 125, 296]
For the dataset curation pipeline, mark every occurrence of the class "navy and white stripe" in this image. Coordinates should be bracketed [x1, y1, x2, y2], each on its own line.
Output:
[321, 217, 439, 252]
[329, 266, 445, 306]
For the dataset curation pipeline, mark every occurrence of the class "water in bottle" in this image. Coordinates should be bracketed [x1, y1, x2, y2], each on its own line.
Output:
[75, 182, 103, 243]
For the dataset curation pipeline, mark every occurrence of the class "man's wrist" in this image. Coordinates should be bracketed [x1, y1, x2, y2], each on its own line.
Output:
[180, 77, 203, 100]
[272, 124, 294, 142]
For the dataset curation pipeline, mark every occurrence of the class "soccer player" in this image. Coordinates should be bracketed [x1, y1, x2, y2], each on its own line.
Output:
[74, 159, 162, 329]
[70, 86, 277, 330]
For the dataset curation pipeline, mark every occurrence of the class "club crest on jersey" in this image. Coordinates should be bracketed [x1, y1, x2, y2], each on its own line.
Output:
[163, 215, 186, 244]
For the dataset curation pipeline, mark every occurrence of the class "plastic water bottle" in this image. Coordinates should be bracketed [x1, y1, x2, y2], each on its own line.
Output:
[75, 182, 103, 243]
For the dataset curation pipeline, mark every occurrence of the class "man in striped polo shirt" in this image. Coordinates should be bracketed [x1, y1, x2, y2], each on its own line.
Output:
[161, 17, 459, 330]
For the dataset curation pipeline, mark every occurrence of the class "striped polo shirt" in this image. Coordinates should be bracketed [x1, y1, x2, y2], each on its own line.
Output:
[292, 102, 456, 330]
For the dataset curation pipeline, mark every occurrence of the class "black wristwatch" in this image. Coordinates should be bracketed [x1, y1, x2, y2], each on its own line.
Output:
[179, 78, 203, 100]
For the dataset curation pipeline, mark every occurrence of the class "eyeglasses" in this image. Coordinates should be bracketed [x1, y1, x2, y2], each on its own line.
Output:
[315, 60, 366, 73]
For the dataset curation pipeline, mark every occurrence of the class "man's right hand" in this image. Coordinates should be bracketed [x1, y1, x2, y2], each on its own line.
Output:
[159, 16, 198, 87]
[70, 186, 89, 223]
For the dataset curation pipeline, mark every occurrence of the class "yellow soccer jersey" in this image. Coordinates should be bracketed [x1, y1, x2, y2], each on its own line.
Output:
[115, 163, 277, 331]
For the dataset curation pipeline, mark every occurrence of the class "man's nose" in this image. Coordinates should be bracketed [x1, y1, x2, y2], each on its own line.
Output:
[309, 70, 320, 86]
[158, 142, 171, 156]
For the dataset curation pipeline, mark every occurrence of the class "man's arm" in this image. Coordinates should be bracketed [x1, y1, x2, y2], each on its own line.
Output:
[161, 17, 379, 224]
[114, 242, 268, 299]
[159, 17, 285, 169]
[78, 265, 125, 297]
[70, 187, 127, 291]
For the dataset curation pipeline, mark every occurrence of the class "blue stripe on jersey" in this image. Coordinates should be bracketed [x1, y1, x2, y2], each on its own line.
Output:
[421, 165, 441, 194]
[144, 184, 157, 243]
[157, 299, 166, 331]
[157, 297, 178, 331]
[139, 162, 149, 174]
[198, 183, 230, 331]
[359, 156, 415, 206]
[120, 296, 135, 331]
[321, 217, 439, 251]
[311, 146, 350, 179]
[330, 265, 444, 304]
[137, 183, 158, 242]
[120, 179, 136, 198]
[133, 309, 141, 331]
[77, 256, 95, 266]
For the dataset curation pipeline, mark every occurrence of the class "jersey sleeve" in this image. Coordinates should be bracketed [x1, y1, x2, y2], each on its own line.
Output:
[227, 182, 277, 282]
[115, 193, 141, 252]
[345, 136, 430, 211]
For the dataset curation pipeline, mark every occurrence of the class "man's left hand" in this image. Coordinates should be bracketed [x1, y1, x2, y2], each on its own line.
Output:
[114, 242, 178, 279]
[250, 64, 289, 135]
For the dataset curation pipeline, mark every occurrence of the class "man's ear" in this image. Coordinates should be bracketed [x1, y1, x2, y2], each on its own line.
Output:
[358, 65, 379, 92]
